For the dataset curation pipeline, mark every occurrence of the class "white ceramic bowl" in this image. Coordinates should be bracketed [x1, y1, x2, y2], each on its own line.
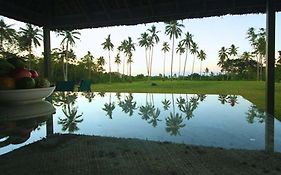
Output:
[0, 100, 56, 121]
[0, 86, 55, 104]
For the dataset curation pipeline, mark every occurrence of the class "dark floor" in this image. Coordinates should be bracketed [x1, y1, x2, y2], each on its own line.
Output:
[0, 134, 281, 175]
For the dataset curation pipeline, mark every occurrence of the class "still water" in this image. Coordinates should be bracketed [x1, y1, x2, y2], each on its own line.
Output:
[0, 92, 280, 155]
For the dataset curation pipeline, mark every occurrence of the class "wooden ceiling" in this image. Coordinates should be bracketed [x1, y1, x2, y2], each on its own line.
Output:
[0, 0, 280, 30]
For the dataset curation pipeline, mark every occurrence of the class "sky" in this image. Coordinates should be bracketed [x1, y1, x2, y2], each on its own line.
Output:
[1, 12, 281, 76]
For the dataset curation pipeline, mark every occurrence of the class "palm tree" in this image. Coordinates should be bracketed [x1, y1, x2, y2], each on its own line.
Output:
[138, 32, 150, 77]
[181, 32, 193, 77]
[19, 24, 42, 69]
[161, 42, 170, 78]
[162, 98, 171, 110]
[0, 19, 16, 52]
[164, 20, 184, 79]
[97, 56, 105, 72]
[124, 37, 135, 81]
[118, 40, 128, 76]
[56, 30, 80, 81]
[217, 46, 229, 77]
[176, 42, 185, 77]
[190, 41, 198, 79]
[81, 51, 94, 79]
[114, 53, 121, 73]
[228, 44, 238, 60]
[102, 34, 114, 83]
[119, 94, 137, 116]
[197, 50, 206, 79]
[147, 25, 160, 77]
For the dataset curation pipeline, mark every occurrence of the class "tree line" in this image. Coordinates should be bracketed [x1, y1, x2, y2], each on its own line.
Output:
[1, 18, 281, 83]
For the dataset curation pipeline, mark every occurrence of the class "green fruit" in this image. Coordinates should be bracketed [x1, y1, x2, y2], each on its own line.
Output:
[35, 77, 50, 88]
[0, 59, 15, 76]
[16, 77, 36, 89]
[7, 57, 26, 69]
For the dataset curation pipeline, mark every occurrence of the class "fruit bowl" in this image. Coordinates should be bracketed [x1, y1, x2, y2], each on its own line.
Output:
[0, 86, 55, 104]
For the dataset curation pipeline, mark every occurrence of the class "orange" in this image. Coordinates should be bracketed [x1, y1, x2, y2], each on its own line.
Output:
[0, 77, 16, 90]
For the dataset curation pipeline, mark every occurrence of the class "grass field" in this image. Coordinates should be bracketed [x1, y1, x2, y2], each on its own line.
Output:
[92, 80, 281, 118]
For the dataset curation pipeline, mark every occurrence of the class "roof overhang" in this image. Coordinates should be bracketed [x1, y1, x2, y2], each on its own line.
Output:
[0, 0, 280, 30]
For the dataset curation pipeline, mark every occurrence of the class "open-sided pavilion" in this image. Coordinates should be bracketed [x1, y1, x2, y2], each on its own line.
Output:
[0, 0, 279, 118]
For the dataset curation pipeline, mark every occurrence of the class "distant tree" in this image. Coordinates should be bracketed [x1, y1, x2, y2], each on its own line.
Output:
[197, 50, 206, 79]
[228, 44, 238, 60]
[97, 56, 105, 72]
[118, 40, 128, 76]
[81, 51, 94, 79]
[147, 25, 160, 77]
[19, 24, 42, 69]
[247, 27, 265, 81]
[165, 20, 184, 79]
[138, 32, 150, 77]
[176, 41, 185, 77]
[277, 51, 281, 65]
[204, 67, 209, 76]
[190, 41, 199, 80]
[0, 19, 16, 52]
[114, 53, 121, 73]
[181, 32, 193, 77]
[56, 30, 80, 81]
[161, 42, 170, 78]
[124, 37, 135, 81]
[217, 46, 229, 77]
[102, 34, 114, 83]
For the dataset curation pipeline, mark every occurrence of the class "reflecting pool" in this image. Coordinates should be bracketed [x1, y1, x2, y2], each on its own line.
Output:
[1, 92, 281, 155]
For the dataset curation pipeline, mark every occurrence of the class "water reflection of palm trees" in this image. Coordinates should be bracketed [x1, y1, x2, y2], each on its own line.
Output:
[118, 94, 137, 116]
[227, 95, 238, 107]
[218, 94, 228, 104]
[176, 95, 199, 120]
[102, 93, 115, 119]
[58, 106, 83, 133]
[246, 105, 265, 123]
[161, 98, 171, 110]
[54, 92, 84, 133]
[82, 92, 95, 102]
[165, 94, 186, 136]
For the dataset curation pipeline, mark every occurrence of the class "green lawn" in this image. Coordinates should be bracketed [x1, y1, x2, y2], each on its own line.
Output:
[92, 80, 281, 118]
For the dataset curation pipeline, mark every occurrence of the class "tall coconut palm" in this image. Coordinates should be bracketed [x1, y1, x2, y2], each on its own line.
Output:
[56, 30, 80, 81]
[161, 42, 170, 78]
[217, 47, 229, 75]
[97, 56, 105, 72]
[181, 32, 193, 77]
[102, 34, 114, 83]
[197, 50, 206, 79]
[19, 24, 42, 69]
[138, 32, 150, 77]
[114, 53, 121, 73]
[176, 42, 185, 77]
[118, 40, 128, 76]
[0, 19, 16, 52]
[228, 44, 238, 60]
[81, 51, 94, 79]
[190, 41, 198, 79]
[147, 25, 160, 77]
[247, 27, 260, 81]
[124, 37, 135, 81]
[164, 20, 184, 79]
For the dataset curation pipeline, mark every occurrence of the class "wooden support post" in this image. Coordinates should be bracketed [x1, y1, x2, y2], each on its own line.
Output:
[43, 27, 51, 80]
[265, 0, 275, 152]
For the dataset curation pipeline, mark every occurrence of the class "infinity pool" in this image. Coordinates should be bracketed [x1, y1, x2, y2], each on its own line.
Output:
[0, 92, 280, 155]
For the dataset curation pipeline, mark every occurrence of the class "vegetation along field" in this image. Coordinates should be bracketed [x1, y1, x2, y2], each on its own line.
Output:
[92, 80, 281, 119]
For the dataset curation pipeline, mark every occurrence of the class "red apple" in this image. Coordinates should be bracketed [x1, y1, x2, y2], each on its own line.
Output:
[10, 68, 31, 80]
[29, 70, 39, 78]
